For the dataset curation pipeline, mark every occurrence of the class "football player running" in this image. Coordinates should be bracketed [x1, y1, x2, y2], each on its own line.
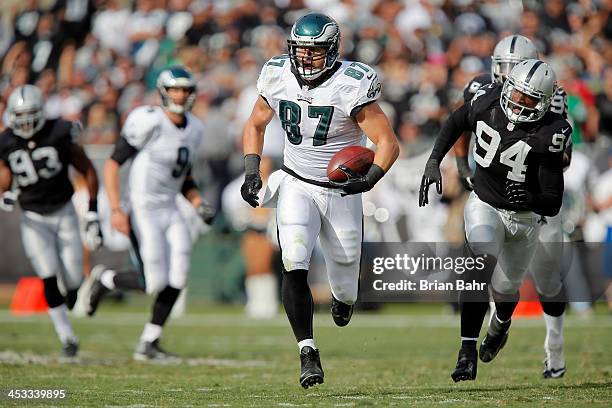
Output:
[0, 85, 101, 357]
[241, 13, 399, 388]
[419, 59, 571, 382]
[455, 35, 571, 379]
[84, 67, 215, 361]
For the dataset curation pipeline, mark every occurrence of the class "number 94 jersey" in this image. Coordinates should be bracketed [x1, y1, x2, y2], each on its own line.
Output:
[121, 106, 203, 208]
[467, 83, 572, 212]
[257, 55, 382, 182]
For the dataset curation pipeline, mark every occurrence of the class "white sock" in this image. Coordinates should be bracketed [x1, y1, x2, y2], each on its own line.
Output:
[461, 337, 478, 342]
[140, 323, 163, 343]
[298, 339, 316, 352]
[100, 270, 117, 290]
[48, 305, 76, 343]
[544, 312, 564, 350]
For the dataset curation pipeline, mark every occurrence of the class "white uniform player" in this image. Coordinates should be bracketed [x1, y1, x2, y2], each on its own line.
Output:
[241, 13, 399, 388]
[84, 67, 215, 361]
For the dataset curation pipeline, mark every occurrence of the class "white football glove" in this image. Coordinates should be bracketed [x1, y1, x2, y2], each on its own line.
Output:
[196, 201, 216, 225]
[83, 211, 103, 251]
[0, 191, 18, 212]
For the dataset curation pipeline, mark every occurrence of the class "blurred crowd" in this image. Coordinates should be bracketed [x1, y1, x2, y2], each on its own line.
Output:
[0, 0, 611, 308]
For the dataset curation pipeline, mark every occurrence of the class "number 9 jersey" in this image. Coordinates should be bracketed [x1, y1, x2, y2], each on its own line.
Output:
[257, 55, 381, 182]
[120, 106, 203, 208]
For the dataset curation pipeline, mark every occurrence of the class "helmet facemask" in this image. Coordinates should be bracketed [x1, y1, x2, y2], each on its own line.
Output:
[288, 40, 338, 81]
[159, 85, 196, 114]
[491, 57, 522, 84]
[501, 76, 551, 123]
[10, 108, 45, 139]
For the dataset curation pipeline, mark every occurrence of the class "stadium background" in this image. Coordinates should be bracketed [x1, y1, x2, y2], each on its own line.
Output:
[0, 0, 611, 307]
[0, 1, 611, 406]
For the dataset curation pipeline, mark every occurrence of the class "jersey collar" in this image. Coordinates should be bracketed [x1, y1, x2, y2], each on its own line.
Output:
[291, 61, 342, 90]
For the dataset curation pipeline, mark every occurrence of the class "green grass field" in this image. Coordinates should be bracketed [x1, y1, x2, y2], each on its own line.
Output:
[0, 300, 610, 407]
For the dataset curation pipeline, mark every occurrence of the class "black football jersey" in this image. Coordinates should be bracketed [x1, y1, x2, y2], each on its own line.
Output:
[465, 83, 571, 212]
[0, 119, 79, 214]
[463, 73, 492, 104]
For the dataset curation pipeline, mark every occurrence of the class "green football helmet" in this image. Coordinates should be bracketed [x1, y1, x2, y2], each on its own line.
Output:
[156, 66, 196, 114]
[288, 13, 340, 81]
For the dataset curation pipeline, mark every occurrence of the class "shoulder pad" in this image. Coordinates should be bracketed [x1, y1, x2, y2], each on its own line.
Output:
[468, 82, 500, 113]
[257, 55, 289, 99]
[463, 73, 491, 103]
[534, 115, 572, 155]
[121, 105, 161, 149]
[336, 61, 381, 116]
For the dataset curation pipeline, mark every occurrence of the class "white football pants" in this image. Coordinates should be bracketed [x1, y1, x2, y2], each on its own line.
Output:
[131, 204, 192, 294]
[20, 201, 84, 290]
[464, 192, 540, 295]
[276, 175, 363, 305]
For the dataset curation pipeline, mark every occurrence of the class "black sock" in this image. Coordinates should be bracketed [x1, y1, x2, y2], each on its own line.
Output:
[539, 291, 566, 317]
[281, 268, 313, 342]
[65, 289, 78, 310]
[459, 253, 496, 339]
[113, 270, 145, 291]
[42, 277, 64, 308]
[492, 290, 520, 322]
[461, 339, 477, 349]
[151, 286, 181, 326]
[460, 301, 490, 339]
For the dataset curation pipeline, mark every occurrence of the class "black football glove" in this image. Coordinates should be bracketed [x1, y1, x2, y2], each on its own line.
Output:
[83, 211, 103, 251]
[505, 180, 533, 211]
[456, 156, 474, 191]
[419, 158, 442, 207]
[241, 173, 263, 207]
[330, 164, 385, 197]
[241, 154, 263, 208]
[196, 200, 216, 225]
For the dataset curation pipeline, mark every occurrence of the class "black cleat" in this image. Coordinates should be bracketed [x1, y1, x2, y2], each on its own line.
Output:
[479, 318, 510, 363]
[543, 345, 566, 379]
[133, 339, 180, 362]
[451, 345, 477, 382]
[299, 346, 324, 389]
[61, 339, 79, 358]
[85, 265, 110, 317]
[331, 296, 353, 327]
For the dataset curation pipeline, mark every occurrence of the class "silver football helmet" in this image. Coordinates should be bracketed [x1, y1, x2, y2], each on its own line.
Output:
[501, 59, 556, 123]
[156, 66, 196, 114]
[7, 85, 46, 139]
[491, 35, 538, 84]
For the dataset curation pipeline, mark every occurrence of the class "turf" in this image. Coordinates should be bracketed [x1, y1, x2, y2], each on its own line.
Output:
[0, 301, 610, 407]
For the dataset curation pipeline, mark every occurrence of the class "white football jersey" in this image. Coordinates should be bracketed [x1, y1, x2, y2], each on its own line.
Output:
[121, 105, 203, 208]
[257, 55, 382, 182]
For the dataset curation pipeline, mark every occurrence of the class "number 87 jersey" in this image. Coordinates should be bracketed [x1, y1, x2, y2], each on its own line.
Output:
[257, 55, 382, 182]
[466, 83, 572, 212]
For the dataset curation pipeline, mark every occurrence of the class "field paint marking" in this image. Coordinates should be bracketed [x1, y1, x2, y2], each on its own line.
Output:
[0, 350, 269, 367]
[1, 310, 610, 329]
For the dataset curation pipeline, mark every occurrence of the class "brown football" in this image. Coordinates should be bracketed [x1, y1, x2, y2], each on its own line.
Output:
[327, 146, 375, 182]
